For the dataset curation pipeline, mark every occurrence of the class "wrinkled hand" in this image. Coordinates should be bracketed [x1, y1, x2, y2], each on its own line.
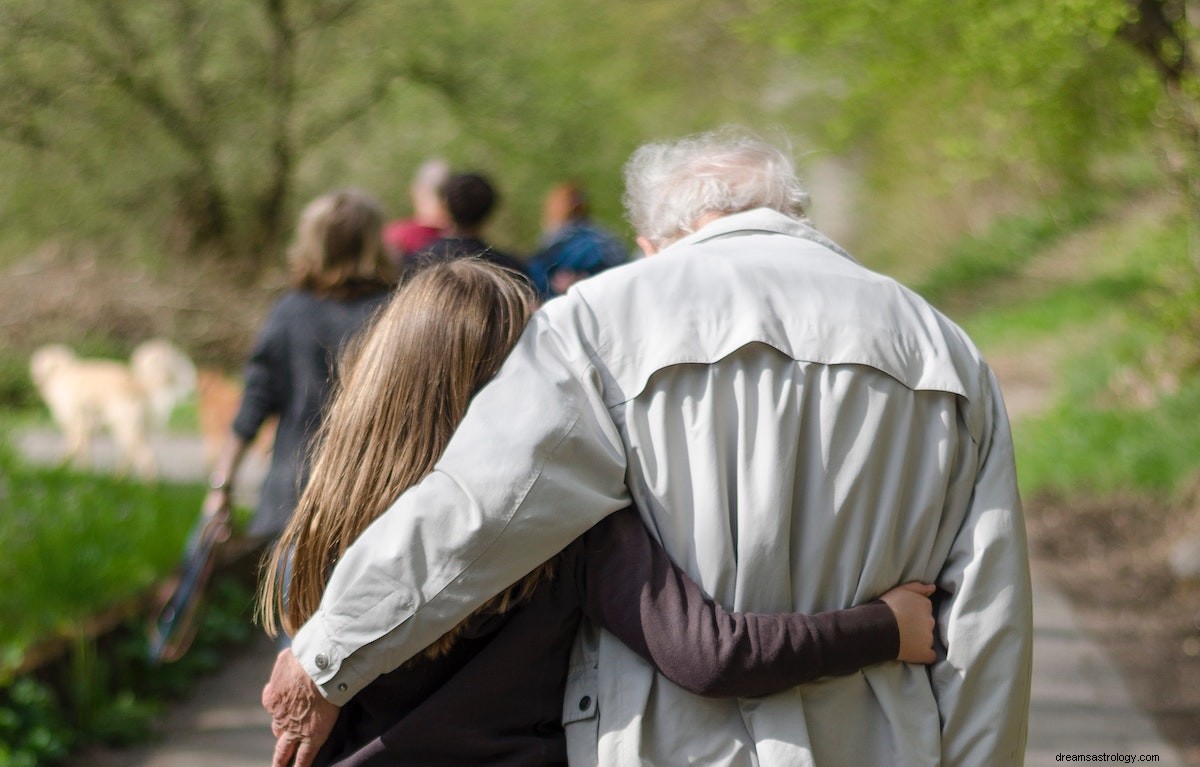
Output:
[262, 649, 339, 767]
[879, 581, 938, 664]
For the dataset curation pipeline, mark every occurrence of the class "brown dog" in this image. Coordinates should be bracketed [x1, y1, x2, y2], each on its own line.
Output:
[196, 369, 275, 468]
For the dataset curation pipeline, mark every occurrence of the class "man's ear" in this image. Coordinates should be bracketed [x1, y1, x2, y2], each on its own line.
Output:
[636, 236, 659, 257]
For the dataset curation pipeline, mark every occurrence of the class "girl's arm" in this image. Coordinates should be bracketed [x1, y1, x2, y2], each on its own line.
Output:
[580, 507, 934, 698]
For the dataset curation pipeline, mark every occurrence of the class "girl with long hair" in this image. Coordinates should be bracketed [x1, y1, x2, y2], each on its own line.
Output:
[260, 259, 935, 766]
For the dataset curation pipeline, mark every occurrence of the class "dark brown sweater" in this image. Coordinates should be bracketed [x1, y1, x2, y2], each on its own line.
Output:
[314, 507, 899, 766]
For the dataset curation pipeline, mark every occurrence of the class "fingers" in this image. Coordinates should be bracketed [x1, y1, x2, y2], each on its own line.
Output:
[293, 740, 320, 767]
[273, 733, 297, 767]
[897, 581, 936, 596]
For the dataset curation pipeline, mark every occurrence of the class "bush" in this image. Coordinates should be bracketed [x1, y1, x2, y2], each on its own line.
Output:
[0, 437, 262, 764]
[0, 578, 258, 767]
[0, 447, 203, 670]
[917, 195, 1106, 308]
[0, 353, 38, 412]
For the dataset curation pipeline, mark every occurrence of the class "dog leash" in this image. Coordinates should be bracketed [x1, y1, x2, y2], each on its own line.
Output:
[147, 505, 232, 663]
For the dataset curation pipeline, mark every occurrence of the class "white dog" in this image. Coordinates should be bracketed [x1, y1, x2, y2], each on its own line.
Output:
[29, 339, 197, 478]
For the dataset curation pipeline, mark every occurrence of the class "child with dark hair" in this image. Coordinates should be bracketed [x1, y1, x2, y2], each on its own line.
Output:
[418, 172, 529, 277]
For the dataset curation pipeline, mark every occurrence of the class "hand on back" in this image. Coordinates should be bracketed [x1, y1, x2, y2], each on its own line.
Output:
[879, 582, 937, 664]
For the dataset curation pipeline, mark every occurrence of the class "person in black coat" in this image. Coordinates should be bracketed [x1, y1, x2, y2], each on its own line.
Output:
[203, 188, 395, 541]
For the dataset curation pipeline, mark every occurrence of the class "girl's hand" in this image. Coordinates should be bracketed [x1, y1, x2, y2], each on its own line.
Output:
[879, 582, 937, 664]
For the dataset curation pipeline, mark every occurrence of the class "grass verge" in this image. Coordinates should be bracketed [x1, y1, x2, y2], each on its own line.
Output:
[944, 202, 1198, 500]
[0, 440, 261, 765]
[0, 447, 204, 674]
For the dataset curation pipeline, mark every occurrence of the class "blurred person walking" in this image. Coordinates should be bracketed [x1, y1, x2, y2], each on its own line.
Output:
[528, 182, 628, 299]
[418, 172, 529, 278]
[382, 158, 451, 268]
[203, 189, 394, 546]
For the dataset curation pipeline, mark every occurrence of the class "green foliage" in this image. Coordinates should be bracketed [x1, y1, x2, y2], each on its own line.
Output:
[1142, 215, 1200, 370]
[0, 0, 792, 266]
[0, 446, 202, 670]
[1017, 367, 1200, 496]
[958, 209, 1200, 498]
[0, 353, 38, 412]
[753, 0, 1166, 186]
[0, 437, 259, 764]
[744, 0, 1192, 271]
[0, 678, 71, 767]
[0, 578, 258, 766]
[963, 273, 1153, 348]
[916, 195, 1106, 305]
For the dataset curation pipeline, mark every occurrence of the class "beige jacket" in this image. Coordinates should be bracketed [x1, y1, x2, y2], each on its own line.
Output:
[293, 208, 1033, 766]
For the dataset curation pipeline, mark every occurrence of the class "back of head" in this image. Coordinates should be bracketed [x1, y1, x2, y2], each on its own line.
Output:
[288, 188, 395, 297]
[411, 158, 451, 225]
[542, 182, 588, 232]
[623, 127, 810, 248]
[441, 173, 497, 231]
[413, 158, 451, 194]
[264, 258, 536, 636]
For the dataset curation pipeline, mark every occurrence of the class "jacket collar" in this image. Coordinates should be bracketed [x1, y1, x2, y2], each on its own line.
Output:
[664, 208, 860, 265]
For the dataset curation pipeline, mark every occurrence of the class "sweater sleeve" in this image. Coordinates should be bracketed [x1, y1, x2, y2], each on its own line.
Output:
[231, 299, 288, 441]
[580, 507, 900, 698]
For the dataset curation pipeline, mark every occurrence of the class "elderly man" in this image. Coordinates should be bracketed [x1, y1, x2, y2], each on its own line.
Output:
[264, 129, 1032, 766]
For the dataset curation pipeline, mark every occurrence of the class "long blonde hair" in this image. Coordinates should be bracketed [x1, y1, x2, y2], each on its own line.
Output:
[259, 259, 541, 652]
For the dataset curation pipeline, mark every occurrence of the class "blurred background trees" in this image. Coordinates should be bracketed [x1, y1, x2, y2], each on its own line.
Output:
[0, 0, 1195, 343]
[3, 6, 1200, 758]
[0, 0, 778, 266]
[749, 0, 1195, 265]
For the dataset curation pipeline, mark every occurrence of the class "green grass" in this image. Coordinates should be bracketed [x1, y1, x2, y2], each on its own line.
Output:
[961, 209, 1200, 499]
[916, 195, 1105, 307]
[1016, 374, 1200, 497]
[0, 438, 260, 764]
[961, 273, 1152, 349]
[0, 446, 204, 674]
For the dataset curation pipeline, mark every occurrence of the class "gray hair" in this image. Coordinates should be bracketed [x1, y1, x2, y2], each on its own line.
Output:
[622, 128, 810, 248]
[413, 157, 450, 193]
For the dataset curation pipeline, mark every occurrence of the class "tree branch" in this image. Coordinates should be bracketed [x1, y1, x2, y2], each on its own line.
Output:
[307, 0, 369, 28]
[300, 71, 395, 146]
[1118, 0, 1195, 85]
[17, 7, 213, 164]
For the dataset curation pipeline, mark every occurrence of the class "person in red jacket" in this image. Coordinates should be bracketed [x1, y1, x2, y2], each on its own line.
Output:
[382, 158, 451, 268]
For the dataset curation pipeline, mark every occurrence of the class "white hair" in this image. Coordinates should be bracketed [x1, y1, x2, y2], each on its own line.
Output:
[622, 128, 810, 248]
[413, 158, 450, 192]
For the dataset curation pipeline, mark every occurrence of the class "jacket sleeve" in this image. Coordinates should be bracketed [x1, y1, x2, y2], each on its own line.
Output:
[580, 507, 899, 698]
[231, 299, 288, 442]
[932, 369, 1034, 766]
[291, 305, 632, 705]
